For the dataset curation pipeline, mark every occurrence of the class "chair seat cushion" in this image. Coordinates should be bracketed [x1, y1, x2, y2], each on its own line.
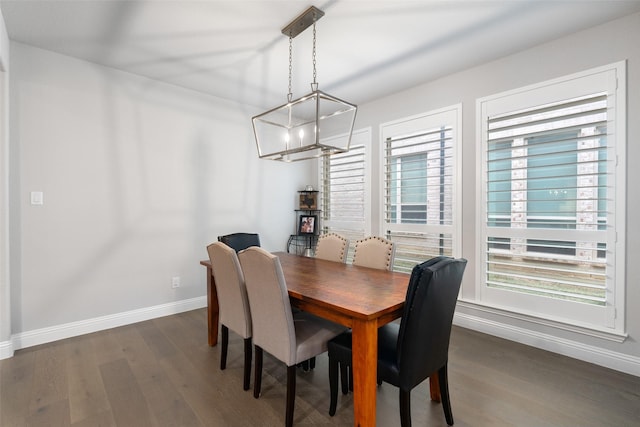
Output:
[294, 312, 347, 364]
[327, 322, 402, 387]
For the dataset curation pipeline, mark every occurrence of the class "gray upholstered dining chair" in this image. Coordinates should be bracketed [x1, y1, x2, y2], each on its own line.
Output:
[218, 232, 261, 252]
[314, 233, 349, 263]
[352, 236, 395, 271]
[207, 241, 253, 390]
[238, 246, 345, 427]
[327, 256, 467, 426]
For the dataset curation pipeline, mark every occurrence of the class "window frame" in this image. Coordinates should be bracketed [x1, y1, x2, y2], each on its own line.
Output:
[380, 105, 463, 272]
[475, 62, 627, 336]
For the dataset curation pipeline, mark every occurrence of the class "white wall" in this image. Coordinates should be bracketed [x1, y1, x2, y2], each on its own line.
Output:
[355, 12, 640, 374]
[5, 42, 309, 352]
[0, 7, 10, 357]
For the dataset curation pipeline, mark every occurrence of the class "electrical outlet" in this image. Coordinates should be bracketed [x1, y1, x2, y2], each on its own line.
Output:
[172, 276, 181, 288]
[31, 191, 44, 205]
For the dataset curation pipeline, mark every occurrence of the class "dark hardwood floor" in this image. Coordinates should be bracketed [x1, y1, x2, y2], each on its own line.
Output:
[1, 308, 639, 426]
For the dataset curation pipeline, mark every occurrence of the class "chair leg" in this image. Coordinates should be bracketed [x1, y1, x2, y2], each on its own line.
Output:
[339, 363, 349, 394]
[253, 346, 263, 399]
[297, 357, 316, 371]
[220, 325, 229, 370]
[399, 389, 411, 427]
[438, 364, 454, 426]
[243, 338, 252, 391]
[329, 357, 339, 416]
[286, 365, 297, 427]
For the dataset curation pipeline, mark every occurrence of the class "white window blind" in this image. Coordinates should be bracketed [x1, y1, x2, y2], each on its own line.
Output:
[382, 107, 460, 273]
[486, 93, 608, 304]
[478, 63, 626, 333]
[320, 129, 370, 262]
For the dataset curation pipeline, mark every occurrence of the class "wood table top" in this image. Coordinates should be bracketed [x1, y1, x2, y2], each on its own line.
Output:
[275, 251, 410, 323]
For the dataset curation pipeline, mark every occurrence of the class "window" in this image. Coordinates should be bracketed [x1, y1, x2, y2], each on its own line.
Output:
[382, 106, 462, 273]
[320, 129, 371, 262]
[477, 62, 626, 334]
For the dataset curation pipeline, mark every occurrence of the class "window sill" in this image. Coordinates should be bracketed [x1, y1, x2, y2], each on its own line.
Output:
[457, 299, 627, 343]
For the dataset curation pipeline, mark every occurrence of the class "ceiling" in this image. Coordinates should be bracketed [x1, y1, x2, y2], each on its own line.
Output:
[2, 0, 640, 110]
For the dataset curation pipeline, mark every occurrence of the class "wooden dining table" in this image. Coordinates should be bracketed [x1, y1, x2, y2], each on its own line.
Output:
[200, 251, 440, 427]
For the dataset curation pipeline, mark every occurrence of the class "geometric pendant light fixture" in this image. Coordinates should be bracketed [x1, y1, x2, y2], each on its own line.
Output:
[252, 6, 357, 162]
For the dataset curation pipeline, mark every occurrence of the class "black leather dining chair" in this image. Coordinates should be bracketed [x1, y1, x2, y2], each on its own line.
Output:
[218, 232, 261, 252]
[327, 256, 467, 426]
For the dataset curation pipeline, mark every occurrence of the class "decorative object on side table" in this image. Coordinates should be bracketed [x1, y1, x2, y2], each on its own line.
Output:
[288, 189, 321, 256]
[299, 192, 317, 209]
[299, 215, 317, 235]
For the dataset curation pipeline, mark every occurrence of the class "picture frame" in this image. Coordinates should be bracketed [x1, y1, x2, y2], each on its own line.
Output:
[299, 192, 317, 210]
[298, 215, 317, 235]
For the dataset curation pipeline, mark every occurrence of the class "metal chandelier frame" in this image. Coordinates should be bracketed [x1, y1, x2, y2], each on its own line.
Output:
[252, 6, 358, 162]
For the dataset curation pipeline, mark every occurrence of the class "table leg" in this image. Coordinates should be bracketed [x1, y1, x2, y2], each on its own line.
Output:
[351, 319, 377, 427]
[429, 373, 441, 402]
[206, 266, 219, 346]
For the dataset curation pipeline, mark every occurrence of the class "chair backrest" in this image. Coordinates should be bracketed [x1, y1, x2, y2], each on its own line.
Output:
[207, 242, 252, 339]
[218, 232, 261, 252]
[352, 236, 395, 270]
[238, 247, 297, 366]
[396, 256, 467, 390]
[315, 233, 349, 263]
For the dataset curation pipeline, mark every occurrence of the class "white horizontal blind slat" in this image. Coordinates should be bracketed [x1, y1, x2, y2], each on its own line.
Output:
[383, 118, 456, 272]
[321, 144, 367, 262]
[485, 92, 610, 305]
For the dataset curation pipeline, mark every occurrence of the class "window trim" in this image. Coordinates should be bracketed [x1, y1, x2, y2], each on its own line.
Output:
[475, 61, 627, 336]
[379, 104, 463, 269]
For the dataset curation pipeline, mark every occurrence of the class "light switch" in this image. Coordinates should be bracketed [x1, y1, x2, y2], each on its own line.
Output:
[30, 191, 44, 205]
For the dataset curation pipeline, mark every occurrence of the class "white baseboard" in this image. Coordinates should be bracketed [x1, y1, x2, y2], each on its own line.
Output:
[1, 296, 207, 360]
[454, 311, 640, 377]
[0, 338, 12, 359]
[5, 297, 638, 378]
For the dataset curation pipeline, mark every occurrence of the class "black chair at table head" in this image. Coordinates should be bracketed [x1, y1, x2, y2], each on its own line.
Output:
[218, 232, 261, 252]
[328, 256, 467, 426]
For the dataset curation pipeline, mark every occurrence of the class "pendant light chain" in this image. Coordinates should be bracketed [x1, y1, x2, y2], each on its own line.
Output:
[287, 34, 293, 102]
[311, 21, 318, 92]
